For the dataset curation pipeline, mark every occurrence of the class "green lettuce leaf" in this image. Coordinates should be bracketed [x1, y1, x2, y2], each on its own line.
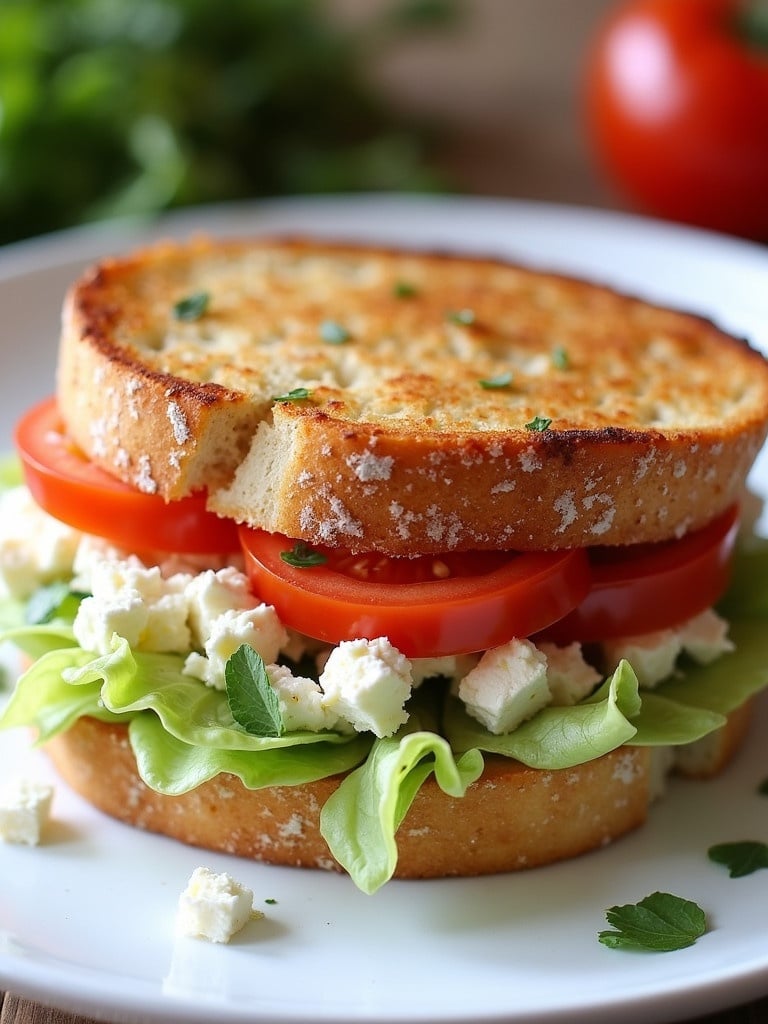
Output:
[0, 621, 78, 659]
[654, 620, 768, 715]
[0, 646, 127, 741]
[0, 598, 26, 634]
[444, 660, 641, 769]
[0, 456, 22, 490]
[129, 713, 371, 794]
[320, 706, 484, 894]
[629, 692, 726, 745]
[64, 635, 363, 754]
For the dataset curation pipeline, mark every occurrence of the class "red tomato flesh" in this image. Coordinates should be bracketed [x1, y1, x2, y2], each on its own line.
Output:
[584, 0, 768, 239]
[239, 528, 592, 659]
[539, 504, 739, 644]
[15, 397, 239, 555]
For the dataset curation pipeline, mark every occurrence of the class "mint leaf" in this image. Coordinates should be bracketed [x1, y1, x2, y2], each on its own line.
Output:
[525, 415, 552, 432]
[598, 891, 707, 951]
[708, 841, 768, 878]
[225, 645, 284, 737]
[173, 291, 210, 321]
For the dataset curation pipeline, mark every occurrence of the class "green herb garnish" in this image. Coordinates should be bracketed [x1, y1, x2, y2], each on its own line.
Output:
[319, 320, 351, 345]
[272, 387, 313, 403]
[598, 891, 707, 952]
[446, 308, 475, 326]
[551, 345, 569, 370]
[708, 841, 768, 878]
[173, 291, 210, 321]
[393, 280, 417, 298]
[265, 898, 278, 905]
[525, 415, 552, 432]
[758, 778, 768, 795]
[225, 645, 284, 737]
[479, 372, 513, 390]
[25, 582, 86, 625]
[281, 541, 328, 568]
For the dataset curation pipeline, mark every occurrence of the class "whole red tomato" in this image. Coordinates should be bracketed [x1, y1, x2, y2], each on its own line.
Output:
[584, 0, 768, 239]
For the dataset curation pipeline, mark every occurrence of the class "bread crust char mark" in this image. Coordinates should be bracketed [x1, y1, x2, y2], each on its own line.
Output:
[57, 237, 768, 554]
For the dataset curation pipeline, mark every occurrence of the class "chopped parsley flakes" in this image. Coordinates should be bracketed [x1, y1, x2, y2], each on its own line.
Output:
[173, 291, 210, 321]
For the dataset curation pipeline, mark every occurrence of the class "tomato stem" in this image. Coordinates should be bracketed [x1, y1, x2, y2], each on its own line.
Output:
[737, 0, 768, 51]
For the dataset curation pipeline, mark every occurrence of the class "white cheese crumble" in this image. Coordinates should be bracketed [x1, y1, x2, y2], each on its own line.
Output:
[267, 663, 348, 733]
[0, 486, 82, 599]
[537, 642, 601, 705]
[0, 779, 54, 846]
[183, 605, 288, 689]
[602, 628, 682, 689]
[678, 608, 735, 664]
[319, 637, 412, 738]
[176, 867, 257, 943]
[458, 638, 550, 735]
[602, 609, 734, 688]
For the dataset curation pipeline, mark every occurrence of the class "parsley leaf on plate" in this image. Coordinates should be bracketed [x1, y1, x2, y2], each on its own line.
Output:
[598, 891, 707, 952]
[708, 841, 768, 878]
[225, 645, 284, 737]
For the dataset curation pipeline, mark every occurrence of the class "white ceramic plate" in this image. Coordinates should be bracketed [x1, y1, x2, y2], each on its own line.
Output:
[1, 195, 768, 1024]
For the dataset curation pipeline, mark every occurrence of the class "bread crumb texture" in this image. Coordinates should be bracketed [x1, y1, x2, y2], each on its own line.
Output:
[58, 238, 768, 553]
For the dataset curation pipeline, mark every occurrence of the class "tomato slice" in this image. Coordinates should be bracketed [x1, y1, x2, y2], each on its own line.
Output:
[539, 505, 739, 645]
[15, 397, 239, 555]
[238, 528, 592, 658]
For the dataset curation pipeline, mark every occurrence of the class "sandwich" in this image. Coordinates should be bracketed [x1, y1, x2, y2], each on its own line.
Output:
[2, 236, 768, 894]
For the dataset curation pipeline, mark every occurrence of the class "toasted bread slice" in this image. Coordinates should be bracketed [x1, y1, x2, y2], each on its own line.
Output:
[58, 237, 768, 555]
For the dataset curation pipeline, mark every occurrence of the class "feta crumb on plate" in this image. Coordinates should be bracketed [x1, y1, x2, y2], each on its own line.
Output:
[176, 867, 259, 944]
[0, 778, 54, 846]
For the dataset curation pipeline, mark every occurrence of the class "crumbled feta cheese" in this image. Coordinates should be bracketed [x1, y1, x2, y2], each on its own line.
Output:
[73, 560, 191, 654]
[0, 779, 54, 845]
[183, 605, 287, 690]
[319, 637, 412, 737]
[267, 663, 348, 733]
[537, 642, 602, 705]
[602, 628, 683, 689]
[71, 535, 133, 591]
[176, 867, 256, 943]
[678, 608, 735, 664]
[184, 567, 256, 649]
[0, 486, 82, 599]
[458, 638, 551, 734]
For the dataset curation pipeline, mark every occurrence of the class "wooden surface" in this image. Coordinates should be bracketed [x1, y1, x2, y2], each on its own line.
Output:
[4, 989, 768, 1024]
[2, 3, 766, 1023]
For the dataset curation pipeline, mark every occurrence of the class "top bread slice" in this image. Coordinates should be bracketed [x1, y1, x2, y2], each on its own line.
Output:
[57, 236, 768, 556]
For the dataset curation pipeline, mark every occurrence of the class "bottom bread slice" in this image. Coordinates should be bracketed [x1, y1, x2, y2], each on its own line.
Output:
[44, 710, 751, 880]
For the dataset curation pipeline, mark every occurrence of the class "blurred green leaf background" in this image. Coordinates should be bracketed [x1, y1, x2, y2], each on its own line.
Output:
[0, 0, 458, 244]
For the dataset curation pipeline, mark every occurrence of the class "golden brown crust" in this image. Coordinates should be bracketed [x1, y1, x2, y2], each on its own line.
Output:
[45, 717, 654, 878]
[57, 237, 768, 554]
